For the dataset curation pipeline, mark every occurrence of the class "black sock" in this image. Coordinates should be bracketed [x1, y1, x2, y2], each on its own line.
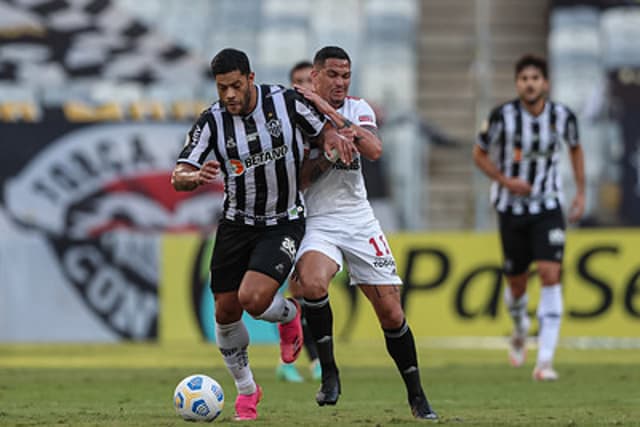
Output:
[383, 319, 424, 399]
[303, 295, 337, 374]
[296, 297, 319, 361]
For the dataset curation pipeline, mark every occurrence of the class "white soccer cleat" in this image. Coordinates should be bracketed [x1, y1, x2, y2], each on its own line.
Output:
[532, 363, 559, 381]
[508, 332, 527, 367]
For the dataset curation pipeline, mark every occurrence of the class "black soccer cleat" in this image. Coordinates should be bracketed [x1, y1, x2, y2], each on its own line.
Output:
[316, 369, 341, 406]
[409, 394, 438, 421]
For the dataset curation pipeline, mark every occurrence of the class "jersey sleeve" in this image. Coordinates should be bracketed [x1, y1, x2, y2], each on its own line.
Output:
[177, 111, 217, 168]
[353, 99, 377, 128]
[564, 110, 580, 147]
[476, 106, 503, 151]
[286, 89, 326, 137]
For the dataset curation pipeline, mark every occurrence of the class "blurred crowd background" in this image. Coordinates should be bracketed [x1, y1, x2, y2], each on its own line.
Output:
[2, 0, 640, 231]
[1, 0, 639, 343]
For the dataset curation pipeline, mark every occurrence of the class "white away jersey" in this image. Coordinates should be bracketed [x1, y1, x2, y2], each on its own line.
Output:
[303, 96, 378, 221]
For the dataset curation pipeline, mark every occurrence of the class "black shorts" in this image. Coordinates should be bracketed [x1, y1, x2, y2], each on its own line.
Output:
[209, 219, 305, 293]
[498, 208, 566, 276]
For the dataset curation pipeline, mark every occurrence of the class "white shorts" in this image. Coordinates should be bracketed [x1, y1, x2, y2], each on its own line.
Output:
[297, 216, 402, 286]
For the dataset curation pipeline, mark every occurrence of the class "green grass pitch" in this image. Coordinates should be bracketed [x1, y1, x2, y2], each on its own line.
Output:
[1, 341, 639, 426]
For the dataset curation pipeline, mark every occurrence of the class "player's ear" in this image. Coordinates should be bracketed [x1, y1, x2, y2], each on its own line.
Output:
[247, 72, 255, 86]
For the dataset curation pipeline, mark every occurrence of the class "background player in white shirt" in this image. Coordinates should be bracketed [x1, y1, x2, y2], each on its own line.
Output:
[293, 46, 438, 420]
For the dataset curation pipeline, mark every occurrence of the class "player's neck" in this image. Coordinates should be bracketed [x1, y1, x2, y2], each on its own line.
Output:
[521, 97, 546, 117]
[246, 85, 258, 114]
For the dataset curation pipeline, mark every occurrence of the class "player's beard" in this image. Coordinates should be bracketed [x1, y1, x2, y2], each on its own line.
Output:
[522, 89, 544, 106]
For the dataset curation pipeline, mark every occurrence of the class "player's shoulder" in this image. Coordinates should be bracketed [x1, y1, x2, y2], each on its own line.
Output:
[345, 95, 370, 107]
[194, 103, 219, 123]
[549, 100, 577, 119]
[484, 99, 515, 122]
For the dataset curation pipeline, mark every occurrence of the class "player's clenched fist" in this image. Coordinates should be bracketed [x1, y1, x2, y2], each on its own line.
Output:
[197, 160, 221, 185]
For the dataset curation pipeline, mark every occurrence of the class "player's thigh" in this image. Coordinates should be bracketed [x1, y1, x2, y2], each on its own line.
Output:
[238, 271, 282, 316]
[296, 226, 342, 295]
[248, 219, 305, 286]
[498, 212, 532, 276]
[210, 222, 254, 293]
[359, 284, 404, 329]
[531, 208, 566, 284]
[296, 250, 340, 297]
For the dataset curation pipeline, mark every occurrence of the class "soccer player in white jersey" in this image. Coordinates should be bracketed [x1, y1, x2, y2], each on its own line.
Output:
[293, 46, 438, 420]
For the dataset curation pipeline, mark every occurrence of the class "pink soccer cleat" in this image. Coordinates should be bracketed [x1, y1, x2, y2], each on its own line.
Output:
[234, 385, 263, 421]
[278, 298, 303, 363]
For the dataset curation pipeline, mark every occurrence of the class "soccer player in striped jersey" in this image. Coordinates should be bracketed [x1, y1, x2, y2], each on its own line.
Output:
[172, 48, 354, 420]
[293, 46, 438, 420]
[473, 54, 586, 381]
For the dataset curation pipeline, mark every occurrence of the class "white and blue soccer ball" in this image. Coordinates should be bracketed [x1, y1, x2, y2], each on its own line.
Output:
[173, 374, 225, 422]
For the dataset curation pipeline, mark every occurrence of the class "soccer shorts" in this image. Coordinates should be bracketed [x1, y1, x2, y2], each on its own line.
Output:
[498, 207, 566, 276]
[297, 216, 402, 286]
[210, 219, 305, 293]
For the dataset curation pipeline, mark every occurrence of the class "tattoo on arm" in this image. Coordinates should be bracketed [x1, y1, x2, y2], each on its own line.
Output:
[301, 154, 333, 189]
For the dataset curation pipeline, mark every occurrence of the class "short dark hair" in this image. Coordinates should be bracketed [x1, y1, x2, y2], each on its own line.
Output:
[210, 48, 251, 77]
[514, 54, 548, 79]
[313, 46, 351, 67]
[289, 60, 312, 83]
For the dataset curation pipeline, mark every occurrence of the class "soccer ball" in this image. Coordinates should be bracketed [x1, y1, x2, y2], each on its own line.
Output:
[173, 374, 224, 422]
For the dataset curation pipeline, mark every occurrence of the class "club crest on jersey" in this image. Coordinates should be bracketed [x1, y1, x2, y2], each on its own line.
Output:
[266, 118, 282, 138]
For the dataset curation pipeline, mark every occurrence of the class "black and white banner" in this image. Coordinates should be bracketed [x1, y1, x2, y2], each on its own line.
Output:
[0, 109, 223, 341]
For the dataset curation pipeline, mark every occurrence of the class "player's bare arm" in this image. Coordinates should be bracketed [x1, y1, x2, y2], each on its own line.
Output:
[473, 145, 532, 196]
[171, 160, 220, 191]
[568, 144, 586, 223]
[294, 84, 381, 160]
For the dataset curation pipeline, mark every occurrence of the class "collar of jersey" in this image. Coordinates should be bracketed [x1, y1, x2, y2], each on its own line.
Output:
[519, 99, 549, 120]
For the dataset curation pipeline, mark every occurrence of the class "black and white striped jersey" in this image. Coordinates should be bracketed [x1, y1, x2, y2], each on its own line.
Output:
[476, 99, 580, 215]
[177, 84, 325, 226]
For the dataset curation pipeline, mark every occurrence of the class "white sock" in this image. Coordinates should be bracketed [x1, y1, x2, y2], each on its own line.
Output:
[215, 320, 256, 395]
[536, 284, 563, 366]
[255, 292, 297, 323]
[504, 286, 529, 335]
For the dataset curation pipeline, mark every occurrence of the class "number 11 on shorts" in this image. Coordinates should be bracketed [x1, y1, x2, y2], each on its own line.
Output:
[368, 235, 390, 257]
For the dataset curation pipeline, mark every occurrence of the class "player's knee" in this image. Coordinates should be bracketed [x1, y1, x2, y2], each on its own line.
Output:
[238, 288, 269, 317]
[376, 304, 404, 329]
[298, 272, 330, 299]
[214, 305, 242, 324]
[539, 269, 561, 286]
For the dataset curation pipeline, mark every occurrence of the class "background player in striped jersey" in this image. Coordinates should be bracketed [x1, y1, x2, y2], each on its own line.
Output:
[473, 54, 585, 381]
[275, 60, 322, 384]
[293, 46, 438, 420]
[171, 48, 354, 420]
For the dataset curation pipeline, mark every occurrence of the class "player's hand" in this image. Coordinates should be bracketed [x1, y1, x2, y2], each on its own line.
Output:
[504, 177, 532, 196]
[568, 192, 585, 223]
[325, 128, 356, 164]
[197, 160, 220, 185]
[294, 84, 333, 116]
